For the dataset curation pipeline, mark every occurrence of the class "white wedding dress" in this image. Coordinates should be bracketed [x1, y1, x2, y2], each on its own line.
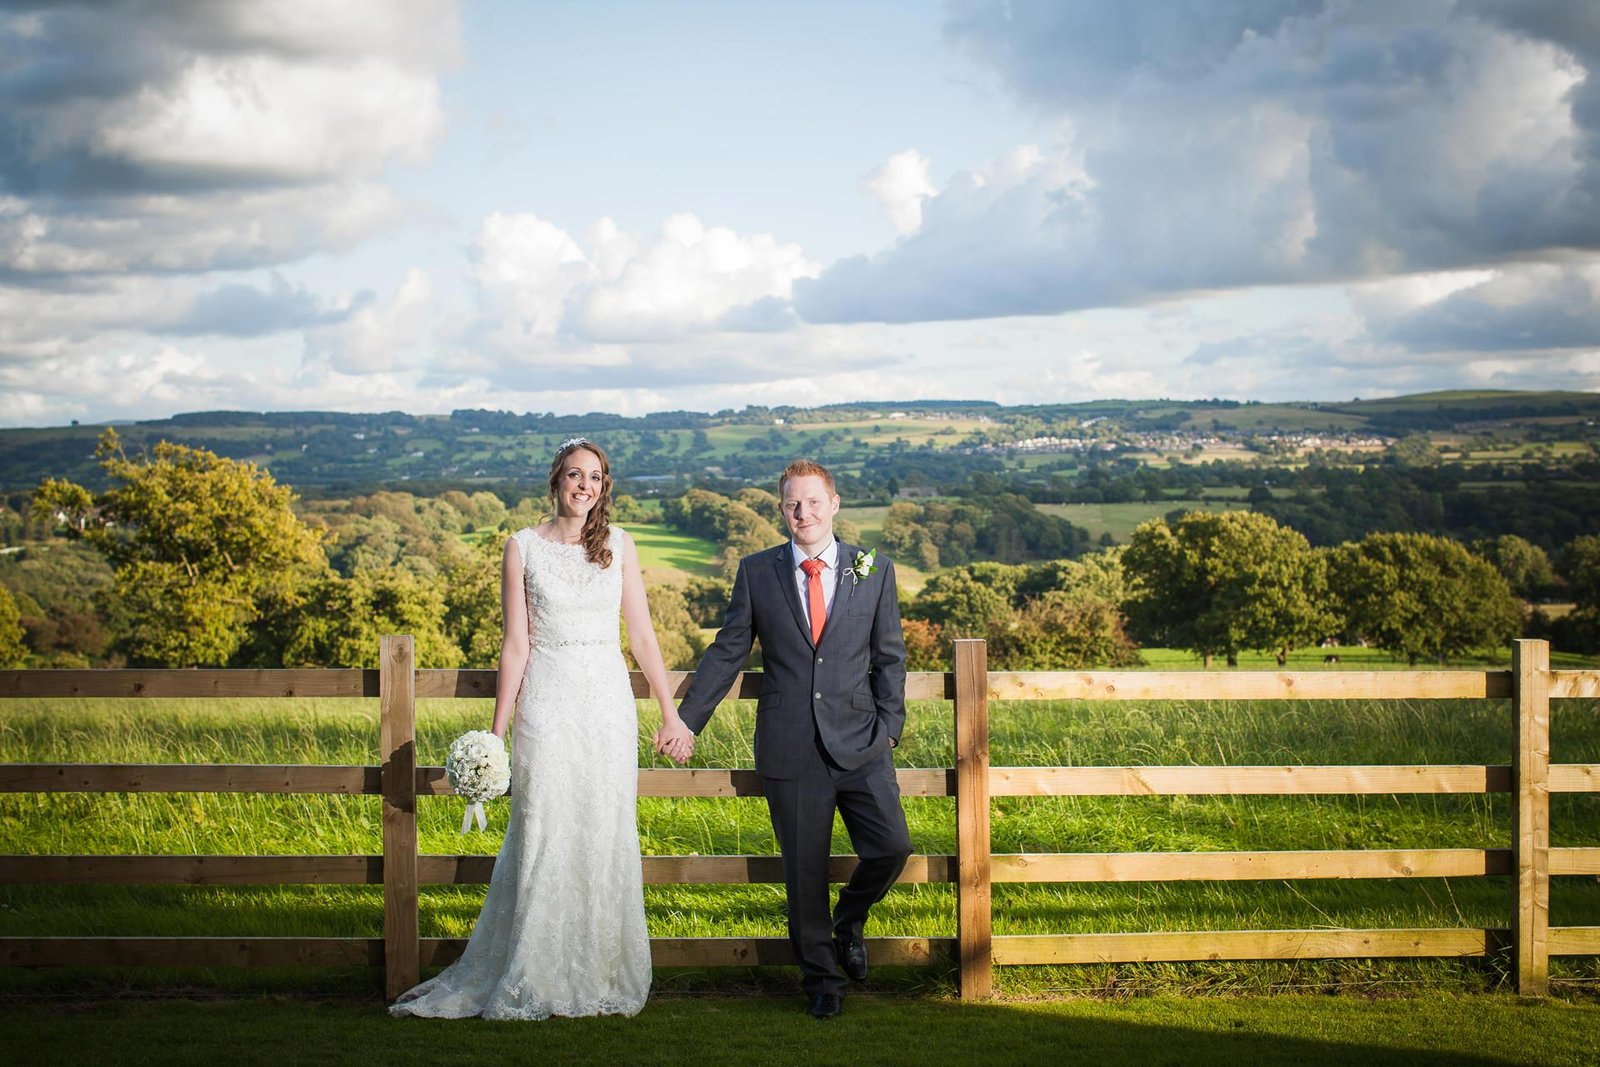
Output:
[390, 525, 651, 1020]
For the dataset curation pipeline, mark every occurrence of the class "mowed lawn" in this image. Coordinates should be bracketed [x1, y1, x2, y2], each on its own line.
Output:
[624, 522, 720, 577]
[3, 993, 1599, 1067]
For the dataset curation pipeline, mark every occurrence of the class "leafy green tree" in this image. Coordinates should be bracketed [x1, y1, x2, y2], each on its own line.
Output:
[1016, 548, 1126, 606]
[0, 583, 25, 667]
[306, 490, 473, 578]
[283, 568, 462, 668]
[0, 540, 112, 665]
[989, 591, 1142, 670]
[906, 563, 1021, 637]
[1123, 511, 1334, 667]
[881, 501, 939, 569]
[1553, 535, 1600, 651]
[716, 501, 784, 578]
[1389, 433, 1443, 468]
[683, 575, 734, 627]
[661, 488, 731, 541]
[437, 489, 507, 531]
[611, 494, 652, 523]
[735, 487, 780, 514]
[33, 430, 327, 666]
[1328, 532, 1521, 665]
[627, 584, 704, 671]
[1562, 534, 1600, 614]
[1472, 534, 1557, 600]
[443, 532, 508, 667]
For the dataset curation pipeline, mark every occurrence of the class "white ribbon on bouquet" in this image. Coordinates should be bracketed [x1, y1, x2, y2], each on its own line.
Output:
[460, 800, 488, 833]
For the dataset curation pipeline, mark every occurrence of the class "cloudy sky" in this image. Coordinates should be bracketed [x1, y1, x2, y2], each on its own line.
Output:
[3, 0, 1599, 426]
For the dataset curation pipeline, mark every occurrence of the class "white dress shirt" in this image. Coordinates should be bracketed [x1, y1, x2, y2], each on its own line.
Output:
[790, 538, 839, 632]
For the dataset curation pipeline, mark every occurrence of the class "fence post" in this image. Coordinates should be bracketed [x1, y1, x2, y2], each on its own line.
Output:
[381, 635, 419, 1001]
[1511, 638, 1550, 995]
[953, 638, 992, 1000]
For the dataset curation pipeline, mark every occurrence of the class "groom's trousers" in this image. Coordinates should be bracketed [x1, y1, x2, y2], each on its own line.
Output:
[762, 734, 913, 997]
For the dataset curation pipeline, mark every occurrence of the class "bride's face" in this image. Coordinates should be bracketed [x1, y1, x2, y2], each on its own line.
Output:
[556, 449, 604, 519]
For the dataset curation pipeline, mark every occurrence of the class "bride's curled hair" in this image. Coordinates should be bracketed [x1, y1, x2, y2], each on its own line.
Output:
[548, 438, 614, 568]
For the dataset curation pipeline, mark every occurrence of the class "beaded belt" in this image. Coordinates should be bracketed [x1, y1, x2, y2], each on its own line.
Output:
[536, 638, 614, 649]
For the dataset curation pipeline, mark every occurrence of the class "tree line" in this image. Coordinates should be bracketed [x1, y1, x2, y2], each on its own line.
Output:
[1, 433, 1593, 673]
[898, 510, 1591, 670]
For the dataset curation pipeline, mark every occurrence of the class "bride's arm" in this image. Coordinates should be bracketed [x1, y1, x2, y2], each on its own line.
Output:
[490, 536, 532, 741]
[618, 530, 693, 763]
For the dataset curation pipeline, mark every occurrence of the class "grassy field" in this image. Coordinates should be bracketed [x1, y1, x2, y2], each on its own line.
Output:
[4, 994, 1599, 1067]
[624, 523, 720, 578]
[693, 417, 988, 462]
[1038, 500, 1254, 544]
[2, 684, 1597, 1002]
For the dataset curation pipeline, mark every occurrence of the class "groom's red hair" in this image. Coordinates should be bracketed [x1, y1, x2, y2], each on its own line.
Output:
[778, 458, 836, 497]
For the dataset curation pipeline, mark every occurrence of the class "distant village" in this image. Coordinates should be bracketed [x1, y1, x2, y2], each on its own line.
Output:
[968, 428, 1392, 457]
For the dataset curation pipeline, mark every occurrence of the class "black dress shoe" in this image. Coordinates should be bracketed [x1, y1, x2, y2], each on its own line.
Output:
[834, 933, 868, 982]
[807, 992, 843, 1019]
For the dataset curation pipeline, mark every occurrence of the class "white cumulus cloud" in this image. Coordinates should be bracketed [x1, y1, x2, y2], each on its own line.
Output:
[864, 149, 940, 235]
[467, 210, 819, 354]
[798, 2, 1600, 325]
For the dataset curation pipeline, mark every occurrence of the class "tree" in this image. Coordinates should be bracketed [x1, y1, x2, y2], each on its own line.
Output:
[900, 617, 947, 670]
[1123, 511, 1334, 667]
[1328, 532, 1521, 665]
[906, 563, 1021, 637]
[1016, 548, 1126, 606]
[1389, 433, 1443, 468]
[628, 584, 704, 671]
[33, 430, 327, 666]
[1554, 535, 1600, 651]
[683, 575, 733, 627]
[0, 583, 25, 667]
[1472, 534, 1557, 600]
[1562, 534, 1600, 614]
[443, 533, 507, 667]
[881, 501, 939, 569]
[715, 501, 784, 578]
[283, 568, 462, 668]
[989, 591, 1142, 670]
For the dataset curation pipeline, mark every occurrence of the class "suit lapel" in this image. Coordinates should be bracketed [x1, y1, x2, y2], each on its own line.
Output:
[772, 543, 814, 647]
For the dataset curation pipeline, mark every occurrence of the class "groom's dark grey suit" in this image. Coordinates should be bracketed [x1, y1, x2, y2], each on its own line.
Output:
[676, 539, 913, 996]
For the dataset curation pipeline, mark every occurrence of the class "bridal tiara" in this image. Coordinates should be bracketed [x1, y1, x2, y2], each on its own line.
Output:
[556, 436, 589, 456]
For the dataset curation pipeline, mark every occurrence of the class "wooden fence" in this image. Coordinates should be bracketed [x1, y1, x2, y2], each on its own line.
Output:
[1, 636, 1597, 1001]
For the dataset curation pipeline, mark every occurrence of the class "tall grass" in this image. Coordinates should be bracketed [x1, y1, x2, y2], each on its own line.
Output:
[1, 691, 1597, 995]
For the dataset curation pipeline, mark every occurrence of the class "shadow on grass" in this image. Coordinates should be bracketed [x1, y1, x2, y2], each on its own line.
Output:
[3, 992, 1598, 1067]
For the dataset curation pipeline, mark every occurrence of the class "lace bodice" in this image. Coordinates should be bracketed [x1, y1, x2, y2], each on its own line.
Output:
[513, 526, 624, 651]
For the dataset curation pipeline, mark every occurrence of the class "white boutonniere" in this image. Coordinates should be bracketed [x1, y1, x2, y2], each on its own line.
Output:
[844, 548, 877, 586]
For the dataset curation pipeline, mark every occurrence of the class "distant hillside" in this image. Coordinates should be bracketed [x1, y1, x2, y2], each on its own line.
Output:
[1, 390, 1596, 493]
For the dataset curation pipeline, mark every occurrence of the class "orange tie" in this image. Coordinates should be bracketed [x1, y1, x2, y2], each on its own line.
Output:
[800, 558, 826, 644]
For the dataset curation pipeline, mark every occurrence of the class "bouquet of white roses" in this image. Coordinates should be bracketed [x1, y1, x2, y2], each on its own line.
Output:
[446, 730, 510, 833]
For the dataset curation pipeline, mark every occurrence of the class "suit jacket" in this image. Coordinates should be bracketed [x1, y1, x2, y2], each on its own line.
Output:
[677, 540, 907, 778]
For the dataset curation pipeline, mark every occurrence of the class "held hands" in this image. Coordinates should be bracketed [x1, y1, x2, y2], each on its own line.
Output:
[653, 717, 695, 765]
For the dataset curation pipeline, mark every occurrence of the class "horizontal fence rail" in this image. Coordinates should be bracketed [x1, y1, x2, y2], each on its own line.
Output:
[1, 637, 1597, 1001]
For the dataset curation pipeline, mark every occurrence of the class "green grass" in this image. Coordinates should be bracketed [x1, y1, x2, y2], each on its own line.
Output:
[1038, 501, 1254, 543]
[625, 523, 720, 577]
[1189, 404, 1371, 432]
[1, 691, 1597, 1000]
[4, 994, 1600, 1067]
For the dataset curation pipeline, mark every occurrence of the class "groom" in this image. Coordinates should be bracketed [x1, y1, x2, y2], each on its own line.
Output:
[666, 458, 913, 1019]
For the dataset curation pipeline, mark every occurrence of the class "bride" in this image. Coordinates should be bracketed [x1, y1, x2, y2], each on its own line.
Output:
[391, 437, 696, 1020]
